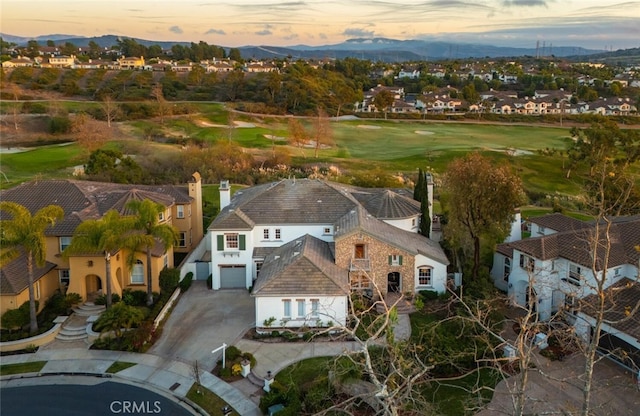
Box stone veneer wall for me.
[335,233,414,295]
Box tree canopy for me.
[442,152,524,281]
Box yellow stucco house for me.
[118,56,145,70]
[0,173,203,315]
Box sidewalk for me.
[1,347,261,416]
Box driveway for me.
[148,281,255,371]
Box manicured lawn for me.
[186,383,238,415]
[106,361,137,373]
[0,361,46,376]
[0,143,82,188]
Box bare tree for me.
[151,83,171,125]
[100,94,120,128]
[71,112,109,155]
[312,107,333,158]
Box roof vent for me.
[317,199,322,203]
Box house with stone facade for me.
[0,173,204,316]
[205,179,449,328]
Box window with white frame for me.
[297,299,305,318]
[255,261,263,278]
[158,212,165,221]
[59,236,72,252]
[503,258,511,281]
[225,233,239,249]
[311,299,319,318]
[163,254,169,269]
[390,254,402,266]
[418,267,432,286]
[263,228,270,240]
[323,227,331,235]
[614,267,621,277]
[178,232,186,247]
[519,254,534,272]
[59,269,70,286]
[283,299,291,318]
[176,205,185,219]
[565,295,577,315]
[275,229,281,240]
[568,264,582,286]
[131,260,144,284]
[350,273,370,289]
[537,226,546,235]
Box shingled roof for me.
[528,213,589,233]
[252,234,349,296]
[497,215,640,270]
[0,249,57,295]
[0,179,191,236]
[350,189,420,219]
[580,277,640,342]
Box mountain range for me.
[0,33,617,62]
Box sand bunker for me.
[357,125,381,129]
[196,120,256,128]
[415,130,435,135]
[264,134,287,141]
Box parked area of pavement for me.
[2,281,639,415]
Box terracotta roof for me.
[252,234,349,296]
[580,278,640,342]
[528,213,589,233]
[497,215,640,270]
[0,179,191,236]
[0,250,57,295]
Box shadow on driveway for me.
[148,281,255,371]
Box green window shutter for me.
[388,255,392,265]
[399,255,403,265]
[217,235,224,251]
[239,235,246,250]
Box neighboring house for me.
[491,213,640,321]
[0,173,204,311]
[201,179,449,328]
[118,56,145,69]
[574,277,640,370]
[46,54,76,68]
[0,249,59,316]
[1,56,34,68]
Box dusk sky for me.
[2,0,640,50]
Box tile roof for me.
[580,278,640,341]
[497,215,640,270]
[210,179,357,230]
[528,213,589,233]
[252,234,349,296]
[0,179,191,236]
[0,250,57,295]
[350,189,420,220]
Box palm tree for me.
[125,199,178,306]
[63,210,132,309]
[0,202,64,334]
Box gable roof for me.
[0,250,57,295]
[335,205,449,265]
[498,215,640,270]
[252,234,349,296]
[0,179,191,236]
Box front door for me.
[387,272,400,293]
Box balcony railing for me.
[350,258,371,271]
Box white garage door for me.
[220,265,246,289]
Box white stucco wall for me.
[383,216,420,233]
[414,254,448,293]
[254,295,348,328]
[491,253,510,292]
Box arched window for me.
[504,258,511,281]
[417,266,433,286]
[131,260,144,284]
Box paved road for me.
[1,376,193,416]
[148,282,255,371]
